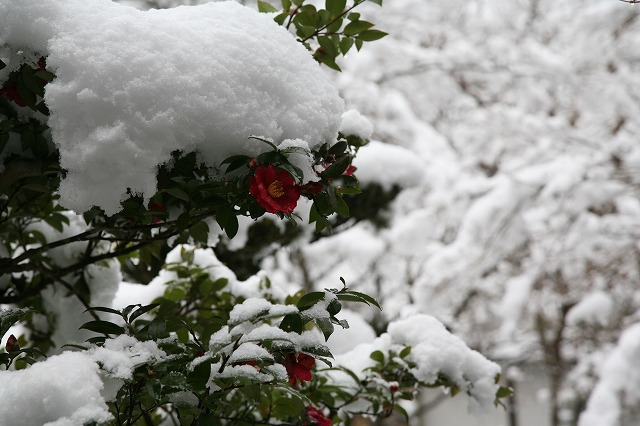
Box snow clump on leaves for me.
[0,0,344,214]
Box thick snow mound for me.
[0,352,112,426]
[0,0,343,214]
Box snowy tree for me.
[254,1,640,425]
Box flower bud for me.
[5,334,20,352]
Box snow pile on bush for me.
[0,0,344,214]
[0,336,166,426]
[335,314,501,413]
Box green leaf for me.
[316,317,334,340]
[335,196,349,217]
[220,155,250,174]
[326,17,343,34]
[318,36,338,58]
[326,0,346,17]
[367,0,383,4]
[343,20,374,36]
[34,70,56,82]
[339,37,354,55]
[187,361,211,392]
[0,308,30,339]
[297,291,325,310]
[189,220,210,244]
[280,313,303,333]
[128,303,159,322]
[399,346,412,358]
[257,0,278,12]
[395,404,409,421]
[164,187,190,202]
[496,386,514,398]
[337,291,382,310]
[84,306,122,316]
[321,155,351,179]
[357,29,388,42]
[281,0,292,10]
[370,350,385,364]
[79,320,125,336]
[0,59,5,70]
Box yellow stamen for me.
[268,180,285,198]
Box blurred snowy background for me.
[74,0,640,424]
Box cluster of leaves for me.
[258,0,387,71]
[64,248,397,425]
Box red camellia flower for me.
[306,406,332,426]
[249,165,301,214]
[5,334,20,352]
[283,352,315,386]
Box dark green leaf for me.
[189,220,210,244]
[335,196,349,217]
[128,303,160,322]
[61,344,89,351]
[164,187,190,202]
[85,306,122,316]
[344,290,382,310]
[0,308,30,339]
[79,320,125,336]
[280,313,303,333]
[326,0,347,17]
[343,20,374,36]
[321,155,350,179]
[357,29,388,42]
[34,70,56,82]
[0,59,5,70]
[297,291,325,310]
[187,361,211,392]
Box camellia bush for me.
[0,0,509,425]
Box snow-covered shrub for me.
[0,0,507,424]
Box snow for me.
[340,109,373,140]
[89,335,166,380]
[0,335,166,425]
[0,352,111,426]
[0,0,343,214]
[278,139,319,183]
[326,309,377,356]
[578,323,640,426]
[228,298,297,325]
[566,291,614,327]
[334,314,501,412]
[353,140,425,190]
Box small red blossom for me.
[195,351,205,357]
[389,383,399,394]
[148,202,165,224]
[5,335,20,352]
[249,165,301,214]
[306,406,331,426]
[300,181,323,196]
[343,165,357,177]
[0,81,27,107]
[248,158,259,169]
[283,352,315,386]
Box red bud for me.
[5,335,20,352]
